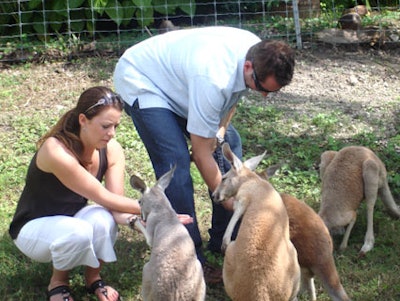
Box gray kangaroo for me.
[130,166,206,301]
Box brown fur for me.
[338,13,362,30]
[258,167,350,301]
[343,5,370,17]
[282,194,350,301]
[213,144,300,301]
[158,19,179,34]
[319,146,400,256]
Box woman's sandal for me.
[86,279,121,300]
[47,285,72,301]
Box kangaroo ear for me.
[244,151,266,171]
[157,164,176,191]
[130,175,147,193]
[222,143,243,171]
[319,150,337,178]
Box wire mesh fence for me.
[0,0,399,63]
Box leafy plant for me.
[0,0,196,40]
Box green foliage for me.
[362,10,400,28]
[1,0,398,63]
[0,0,195,39]
[312,112,339,134]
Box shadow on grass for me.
[0,226,232,301]
[0,228,148,301]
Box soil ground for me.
[254,43,400,138]
[3,43,399,137]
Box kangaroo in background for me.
[259,166,351,301]
[130,166,206,301]
[319,146,400,256]
[213,143,300,301]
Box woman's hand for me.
[127,213,193,227]
[177,214,194,225]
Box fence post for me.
[292,0,302,49]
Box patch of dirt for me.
[246,43,400,141]
[2,43,399,143]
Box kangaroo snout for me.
[212,190,223,203]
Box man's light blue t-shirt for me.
[114,26,261,138]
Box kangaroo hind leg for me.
[339,212,356,251]
[300,268,316,301]
[360,159,380,255]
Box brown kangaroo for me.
[259,166,350,301]
[319,145,400,256]
[213,143,300,301]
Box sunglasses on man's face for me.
[252,69,280,94]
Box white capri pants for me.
[14,205,118,271]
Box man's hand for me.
[220,197,235,211]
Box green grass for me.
[1,57,400,300]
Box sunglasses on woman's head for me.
[84,94,124,114]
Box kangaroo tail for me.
[380,182,400,218]
[314,262,351,301]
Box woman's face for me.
[80,106,122,149]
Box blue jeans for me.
[125,99,242,263]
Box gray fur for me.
[130,166,206,301]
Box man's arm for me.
[190,131,235,211]
[190,134,222,193]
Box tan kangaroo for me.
[213,143,300,301]
[319,145,400,256]
[259,166,350,301]
[130,166,206,301]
